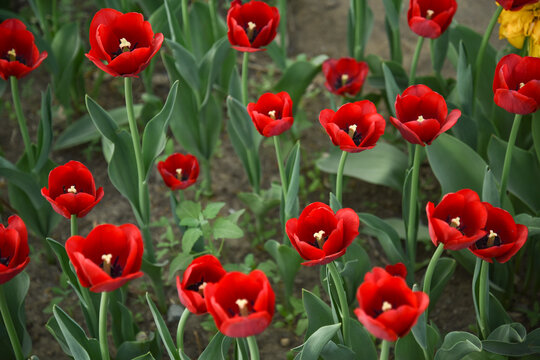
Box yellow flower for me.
[498,4,536,49]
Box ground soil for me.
[0,1,532,359]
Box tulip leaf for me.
[357,212,406,264]
[349,319,377,359]
[317,143,408,191]
[298,323,341,360]
[116,332,161,360]
[434,331,482,360]
[130,353,157,360]
[162,0,183,43]
[481,167,500,207]
[532,112,540,164]
[488,135,540,212]
[141,80,179,179]
[166,39,200,93]
[109,290,136,345]
[395,332,425,360]
[35,87,53,173]
[514,213,540,236]
[429,257,456,308]
[168,253,194,283]
[426,133,486,195]
[382,63,402,116]
[198,332,231,360]
[340,242,371,304]
[0,156,45,209]
[265,240,302,310]
[319,341,357,360]
[146,293,181,360]
[456,41,473,116]
[285,142,301,217]
[431,30,450,74]
[52,306,101,360]
[213,218,243,239]
[182,228,203,253]
[198,37,232,108]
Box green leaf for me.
[146,293,180,360]
[349,319,377,360]
[301,289,334,340]
[203,202,225,219]
[431,30,450,74]
[166,39,200,92]
[358,213,406,264]
[456,41,473,115]
[168,253,194,283]
[52,306,101,360]
[285,142,301,216]
[299,324,341,360]
[130,353,157,360]
[264,240,302,310]
[532,112,540,163]
[320,341,357,360]
[0,272,31,358]
[395,332,425,360]
[429,257,456,308]
[435,332,482,360]
[482,167,500,207]
[340,242,371,303]
[198,37,232,108]
[487,135,540,212]
[213,218,243,239]
[116,332,161,360]
[176,201,202,220]
[198,332,232,360]
[514,213,540,236]
[35,87,53,172]
[382,62,402,115]
[426,133,487,195]
[0,156,46,209]
[317,143,408,191]
[142,81,179,178]
[182,228,203,253]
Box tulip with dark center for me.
[0,215,29,285]
[247,92,294,137]
[322,57,369,97]
[407,0,458,39]
[497,0,539,10]
[157,153,200,191]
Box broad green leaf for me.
[358,213,406,264]
[382,62,402,115]
[168,253,194,283]
[285,142,301,216]
[166,39,200,92]
[320,341,357,360]
[532,112,540,163]
[429,257,456,308]
[198,332,231,360]
[146,293,180,360]
[349,319,377,360]
[0,157,46,209]
[456,41,473,115]
[198,37,232,108]
[317,143,408,191]
[514,214,540,236]
[299,324,341,360]
[203,202,226,219]
[482,167,500,207]
[182,228,203,253]
[301,289,334,340]
[431,30,450,74]
[213,218,243,239]
[51,22,80,74]
[35,87,53,172]
[0,272,31,358]
[395,332,425,360]
[116,332,161,360]
[176,201,202,220]
[435,332,482,360]
[52,306,101,360]
[426,133,486,195]
[264,240,301,310]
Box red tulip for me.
[86,8,163,77]
[426,189,488,251]
[0,216,29,284]
[66,223,144,293]
[41,161,104,219]
[286,202,360,266]
[407,0,457,39]
[204,270,275,337]
[493,54,540,115]
[354,266,429,341]
[385,262,407,279]
[157,153,199,191]
[497,0,539,10]
[322,57,369,97]
[0,19,47,80]
[227,0,280,52]
[320,101,386,153]
[247,92,294,137]
[390,85,460,146]
[469,203,528,263]
[176,255,226,315]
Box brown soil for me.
[0,1,529,360]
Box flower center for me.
[175,168,188,181]
[101,254,113,275]
[342,124,363,146]
[426,9,434,19]
[450,216,460,228]
[119,38,132,52]
[341,74,350,87]
[519,82,525,89]
[101,253,123,278]
[7,48,16,62]
[381,301,392,312]
[236,298,250,317]
[67,185,77,194]
[475,229,502,250]
[313,230,326,249]
[246,21,257,42]
[0,248,11,266]
[417,115,425,123]
[268,110,277,120]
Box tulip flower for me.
[390,84,460,146]
[493,54,540,115]
[86,8,163,77]
[426,189,488,251]
[469,203,528,263]
[286,202,360,266]
[0,19,48,80]
[354,266,429,341]
[177,255,227,315]
[0,215,29,284]
[227,0,280,52]
[497,0,539,10]
[204,270,275,337]
[407,0,458,39]
[42,161,104,219]
[322,57,369,97]
[247,92,294,137]
[157,153,200,191]
[66,224,144,292]
[320,100,386,153]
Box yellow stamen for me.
[198,282,207,296]
[382,301,392,312]
[101,254,113,275]
[426,9,434,19]
[7,48,16,61]
[247,21,256,40]
[119,38,131,52]
[519,82,525,88]
[341,74,350,86]
[268,110,276,120]
[450,217,461,228]
[67,185,77,194]
[417,115,425,123]
[348,124,357,138]
[176,168,183,180]
[236,298,249,317]
[486,230,498,247]
[313,230,326,249]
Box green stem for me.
[246,336,260,360]
[472,6,502,117]
[422,243,444,296]
[181,0,192,51]
[278,0,287,58]
[406,145,421,269]
[70,214,78,236]
[328,261,350,347]
[409,37,425,85]
[0,285,24,360]
[201,158,213,196]
[478,260,490,338]
[273,136,288,197]
[379,340,390,360]
[242,52,249,105]
[353,0,365,59]
[335,151,349,205]
[208,0,219,40]
[99,292,110,360]
[499,114,522,204]
[10,76,35,168]
[176,308,190,352]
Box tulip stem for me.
[336,151,349,205]
[422,243,444,319]
[499,114,522,205]
[242,52,250,105]
[328,261,350,347]
[176,308,190,353]
[478,260,490,338]
[406,144,421,270]
[278,0,287,58]
[70,214,78,236]
[379,340,390,360]
[247,336,260,360]
[473,5,503,117]
[99,291,110,360]
[353,0,366,59]
[0,285,24,360]
[10,76,35,169]
[181,0,192,51]
[409,36,425,85]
